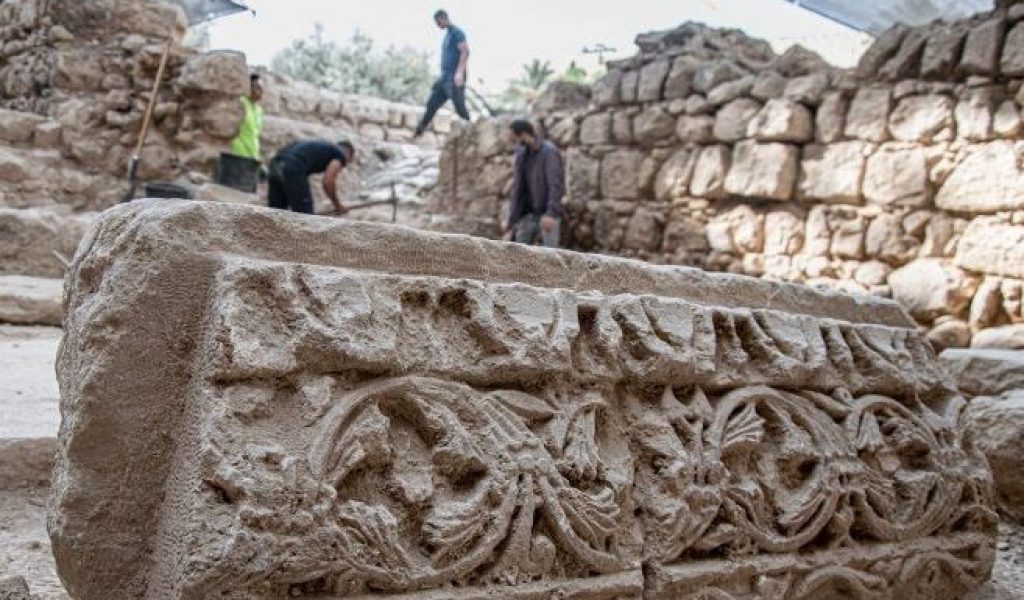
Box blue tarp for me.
[784,0,994,36]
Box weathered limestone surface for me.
[963,392,1024,523]
[52,201,996,600]
[942,348,1024,398]
[0,208,93,278]
[944,348,1024,523]
[955,218,1024,279]
[0,275,63,326]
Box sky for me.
[206,0,874,94]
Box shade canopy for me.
[167,0,251,26]
[784,0,993,36]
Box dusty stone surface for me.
[798,141,869,203]
[0,277,62,327]
[0,108,44,144]
[963,392,1024,522]
[746,98,812,142]
[888,94,954,142]
[862,145,929,207]
[51,201,996,600]
[922,23,969,79]
[844,87,893,142]
[176,50,249,95]
[942,349,1024,397]
[688,145,729,199]
[653,148,693,201]
[889,258,978,322]
[956,218,1024,279]
[531,81,591,114]
[938,142,1024,213]
[972,324,1024,350]
[723,141,797,200]
[0,209,92,278]
[928,317,972,351]
[713,97,761,142]
[0,576,31,600]
[960,17,1005,76]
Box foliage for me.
[561,61,589,85]
[494,59,604,113]
[560,61,605,85]
[271,24,433,105]
[497,59,555,112]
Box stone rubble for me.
[942,348,1024,524]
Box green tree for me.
[560,61,588,85]
[271,25,432,105]
[519,59,555,90]
[499,59,556,111]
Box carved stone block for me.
[51,201,997,600]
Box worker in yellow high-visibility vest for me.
[230,73,264,162]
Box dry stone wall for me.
[0,0,445,212]
[434,12,1024,351]
[52,200,996,599]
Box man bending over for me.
[267,139,354,215]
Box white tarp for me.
[785,0,993,36]
[168,0,251,25]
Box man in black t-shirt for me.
[267,139,355,214]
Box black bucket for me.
[143,181,192,199]
[216,152,260,193]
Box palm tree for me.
[518,59,555,90]
[561,61,588,84]
[500,59,556,111]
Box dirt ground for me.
[0,325,66,599]
[968,523,1024,600]
[0,325,61,440]
[0,324,1021,599]
[0,439,66,600]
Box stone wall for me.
[433,11,1024,352]
[0,0,445,212]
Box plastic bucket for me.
[143,181,192,199]
[216,152,260,193]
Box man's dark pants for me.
[416,78,470,135]
[267,159,313,214]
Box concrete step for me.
[0,276,62,326]
[0,141,123,211]
[0,207,94,278]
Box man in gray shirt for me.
[504,119,565,248]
